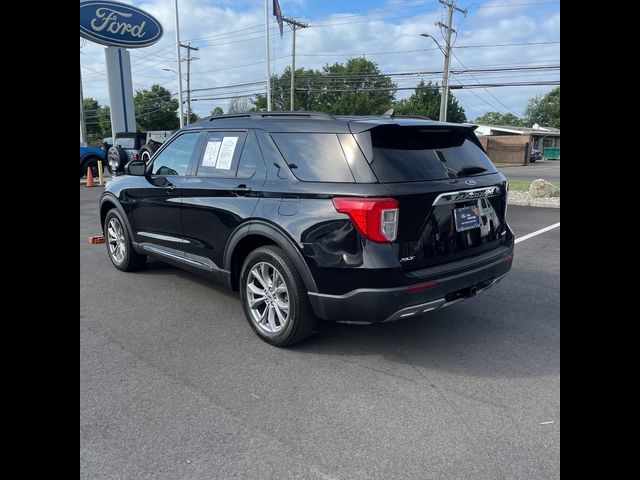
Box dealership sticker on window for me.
[216,137,238,170]
[203,139,222,167]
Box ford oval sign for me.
[80,1,163,48]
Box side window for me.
[256,130,290,180]
[152,133,199,176]
[271,133,355,182]
[196,131,247,178]
[237,131,262,179]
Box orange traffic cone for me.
[86,166,96,187]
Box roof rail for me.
[393,114,433,120]
[381,108,395,118]
[208,111,335,121]
[380,109,432,121]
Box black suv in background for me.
[100,112,514,346]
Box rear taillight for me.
[133,153,139,161]
[332,197,399,243]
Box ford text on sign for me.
[80,1,163,48]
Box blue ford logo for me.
[464,179,477,186]
[80,1,163,48]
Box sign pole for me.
[174,0,185,127]
[264,0,272,111]
[80,2,165,133]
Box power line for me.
[476,1,559,8]
[454,41,559,49]
[186,65,558,95]
[450,50,521,116]
[290,81,558,93]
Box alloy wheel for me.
[246,262,290,334]
[107,217,126,264]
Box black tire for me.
[239,246,317,347]
[104,209,146,272]
[80,156,100,178]
[108,146,129,174]
[139,144,157,164]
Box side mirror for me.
[125,160,147,176]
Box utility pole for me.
[282,17,308,111]
[180,42,199,125]
[437,0,466,122]
[174,0,184,128]
[264,0,272,111]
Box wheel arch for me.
[81,153,101,163]
[99,194,135,245]
[224,221,318,293]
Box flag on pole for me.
[273,0,284,37]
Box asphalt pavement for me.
[80,186,560,480]
[499,160,560,182]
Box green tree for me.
[134,84,179,131]
[211,106,224,115]
[393,80,466,123]
[523,87,559,128]
[322,58,396,115]
[254,67,323,111]
[184,110,200,124]
[83,98,111,143]
[473,112,523,126]
[254,59,396,115]
[96,105,111,136]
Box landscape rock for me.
[508,190,559,208]
[529,178,560,198]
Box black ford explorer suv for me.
[100,112,514,346]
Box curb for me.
[80,179,108,185]
[507,198,560,208]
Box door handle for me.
[164,183,176,192]
[231,184,252,196]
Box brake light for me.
[133,153,139,161]
[406,281,438,293]
[332,197,399,243]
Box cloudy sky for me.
[80,0,560,123]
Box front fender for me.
[99,193,137,251]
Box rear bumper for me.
[307,245,513,323]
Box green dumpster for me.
[543,147,560,160]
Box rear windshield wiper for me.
[457,165,487,176]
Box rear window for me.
[115,137,136,149]
[271,133,355,182]
[358,127,497,183]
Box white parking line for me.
[515,222,560,244]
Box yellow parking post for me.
[97,160,104,186]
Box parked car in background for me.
[107,132,147,174]
[530,148,543,163]
[80,144,107,178]
[107,130,176,174]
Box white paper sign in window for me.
[216,136,239,170]
[202,139,222,167]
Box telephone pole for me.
[180,42,199,125]
[437,0,466,122]
[282,17,308,111]
[174,0,184,128]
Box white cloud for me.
[80,0,560,123]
